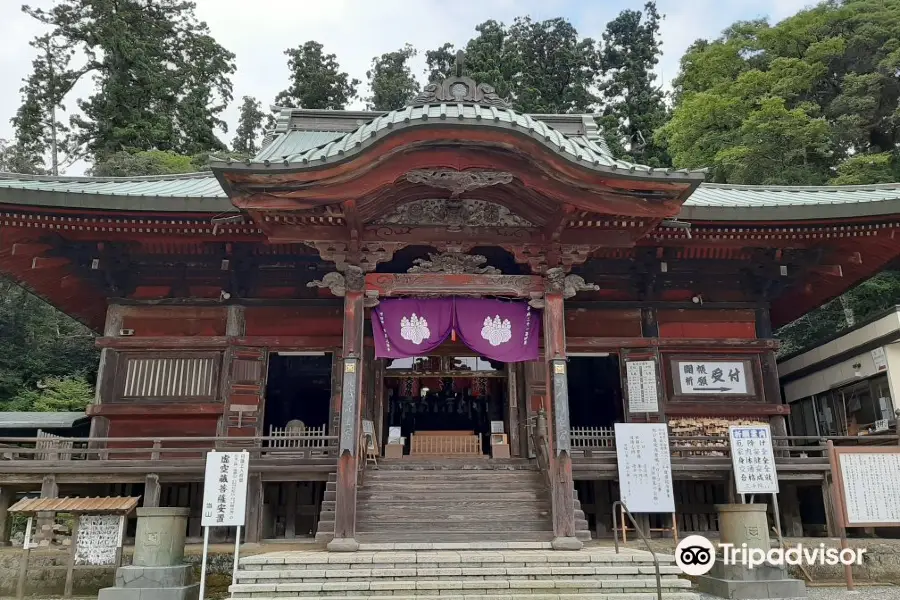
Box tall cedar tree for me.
[366,44,420,111]
[426,18,598,114]
[275,41,359,109]
[233,96,266,155]
[11,34,80,174]
[507,17,599,114]
[22,0,235,164]
[599,2,670,167]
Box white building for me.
[779,306,900,437]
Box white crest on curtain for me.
[400,313,431,345]
[481,315,512,346]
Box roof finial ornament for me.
[408,49,512,109]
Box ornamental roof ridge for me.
[0,170,213,184]
[408,51,513,109]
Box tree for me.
[506,17,600,114]
[10,377,94,413]
[0,139,44,175]
[0,279,97,406]
[11,34,80,174]
[425,43,457,83]
[275,41,359,109]
[22,0,236,164]
[598,2,670,166]
[366,44,419,111]
[233,96,266,155]
[463,20,518,101]
[90,150,197,177]
[660,0,900,183]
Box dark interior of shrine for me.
[383,355,507,454]
[264,353,333,433]
[567,355,624,427]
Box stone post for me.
[98,507,199,600]
[696,504,806,599]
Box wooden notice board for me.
[829,445,900,528]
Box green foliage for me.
[366,44,420,111]
[11,34,80,174]
[0,280,97,408]
[90,150,198,177]
[11,377,94,413]
[426,17,600,114]
[660,0,900,184]
[425,43,457,83]
[599,2,669,166]
[232,96,266,156]
[0,139,45,175]
[275,41,359,109]
[507,17,600,114]
[21,0,236,164]
[777,272,900,356]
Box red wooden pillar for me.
[329,268,365,551]
[543,289,582,550]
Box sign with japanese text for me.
[625,360,659,413]
[729,425,778,494]
[676,360,748,395]
[872,347,888,372]
[838,451,900,525]
[201,451,249,527]
[614,423,675,513]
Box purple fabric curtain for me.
[372,297,540,362]
[453,298,540,363]
[372,298,453,358]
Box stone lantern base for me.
[98,508,199,600]
[696,503,807,599]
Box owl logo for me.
[400,313,430,345]
[481,315,512,346]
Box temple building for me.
[1,62,900,548]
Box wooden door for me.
[223,346,269,439]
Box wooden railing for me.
[570,426,615,453]
[0,435,339,463]
[410,432,483,457]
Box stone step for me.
[355,501,552,512]
[237,565,685,582]
[355,521,555,533]
[361,481,546,492]
[365,471,543,480]
[357,490,547,501]
[355,532,557,543]
[230,577,692,597]
[374,459,537,470]
[237,594,698,600]
[240,550,676,567]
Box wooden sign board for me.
[830,446,900,527]
[729,424,779,494]
[625,360,659,413]
[614,423,675,513]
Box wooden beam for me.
[544,204,576,242]
[11,243,52,256]
[366,272,544,298]
[809,264,843,277]
[30,257,69,270]
[664,404,790,416]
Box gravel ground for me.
[697,584,899,600]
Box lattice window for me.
[114,353,221,402]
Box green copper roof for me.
[1,171,899,221]
[221,104,704,182]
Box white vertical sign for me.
[202,451,249,526]
[729,425,778,494]
[838,452,900,525]
[626,360,659,413]
[614,423,675,513]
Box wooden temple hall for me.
[2,61,900,549]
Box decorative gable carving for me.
[373,198,533,229]
[407,252,501,275]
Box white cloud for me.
[0,0,818,175]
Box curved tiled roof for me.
[214,103,705,181]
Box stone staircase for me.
[315,459,591,544]
[229,545,698,600]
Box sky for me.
[0,0,813,175]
